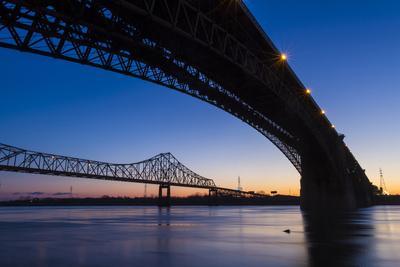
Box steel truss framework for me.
[0,0,369,184]
[0,143,267,198]
[0,0,302,172]
[0,143,216,188]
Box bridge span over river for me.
[0,143,265,205]
[0,0,374,210]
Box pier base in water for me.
[208,188,219,205]
[158,184,171,207]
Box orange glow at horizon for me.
[0,171,302,200]
[3,171,400,199]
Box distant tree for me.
[370,183,381,196]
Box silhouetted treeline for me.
[4,194,400,206]
[0,194,300,206]
[373,195,400,205]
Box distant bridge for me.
[0,143,265,203]
[0,0,373,209]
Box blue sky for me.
[1,0,399,198]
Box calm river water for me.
[0,206,399,266]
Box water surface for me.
[0,206,399,266]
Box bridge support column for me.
[300,173,355,211]
[208,188,218,205]
[299,143,372,211]
[158,184,171,207]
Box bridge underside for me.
[0,0,373,210]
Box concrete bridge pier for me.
[300,143,372,211]
[208,188,219,205]
[158,184,171,207]
[300,162,357,211]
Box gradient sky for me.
[1,0,400,199]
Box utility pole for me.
[237,176,242,191]
[70,186,73,198]
[144,184,147,198]
[379,168,388,195]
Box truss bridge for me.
[0,0,374,210]
[0,143,266,204]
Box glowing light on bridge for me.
[305,88,311,95]
[331,125,335,129]
[280,53,287,61]
[321,110,326,115]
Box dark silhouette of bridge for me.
[0,143,265,205]
[0,0,373,210]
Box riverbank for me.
[374,195,400,205]
[0,195,300,206]
[2,194,399,206]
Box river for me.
[0,206,399,266]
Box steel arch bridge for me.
[0,0,373,210]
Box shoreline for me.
[1,195,398,207]
[0,195,300,206]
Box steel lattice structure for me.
[0,143,268,198]
[0,1,373,208]
[0,143,216,188]
[0,0,302,172]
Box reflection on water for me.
[0,206,399,266]
[303,210,374,266]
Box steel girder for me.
[0,0,302,172]
[0,143,217,188]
